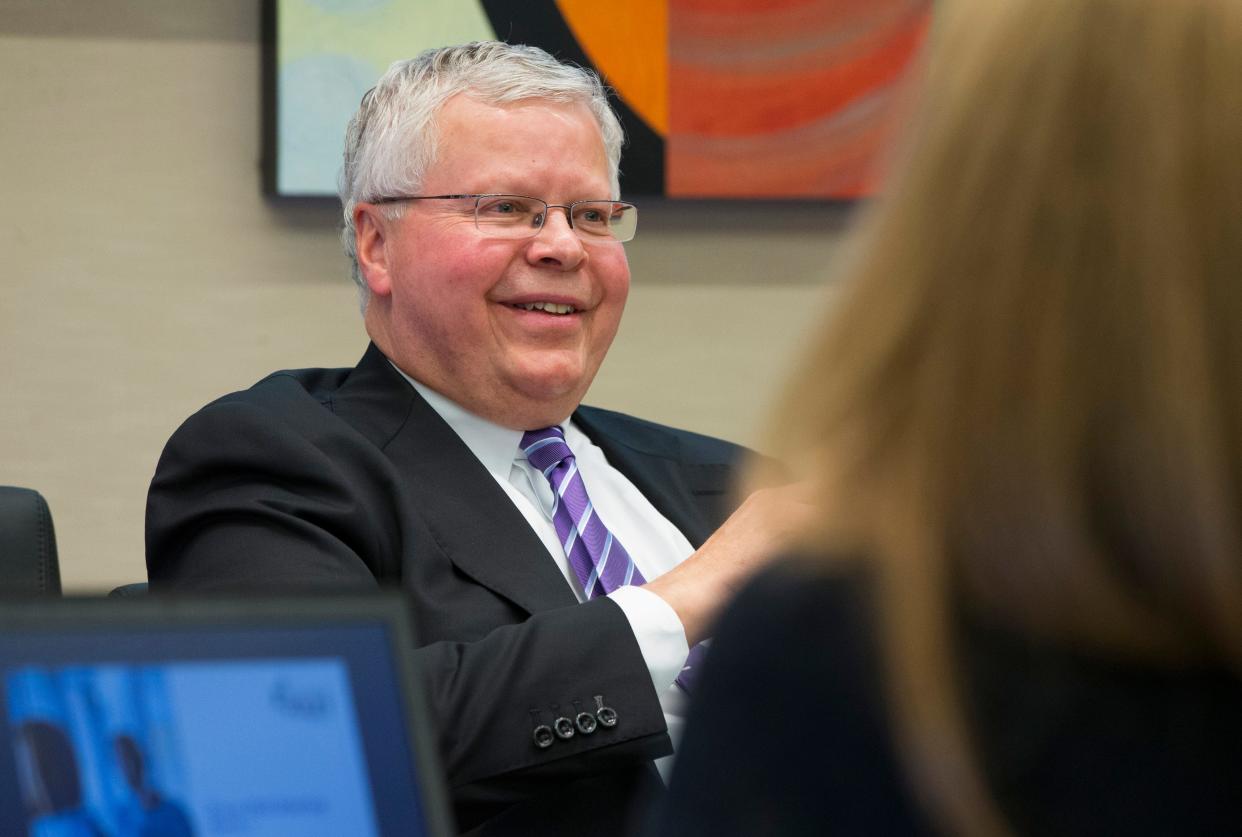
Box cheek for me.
[591,269,629,353]
[399,252,501,320]
[439,243,520,299]
[597,250,631,303]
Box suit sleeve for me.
[146,398,391,589]
[146,397,672,812]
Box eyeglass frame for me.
[367,193,638,243]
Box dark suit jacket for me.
[655,560,1242,836]
[146,343,746,835]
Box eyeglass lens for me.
[474,196,637,242]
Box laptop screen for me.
[0,594,453,837]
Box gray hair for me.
[339,41,625,309]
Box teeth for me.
[516,301,576,315]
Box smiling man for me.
[146,42,803,836]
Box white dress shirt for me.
[397,370,694,781]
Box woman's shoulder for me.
[713,554,877,655]
[662,555,932,836]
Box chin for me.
[513,355,595,396]
[510,376,591,423]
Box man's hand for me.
[643,482,816,646]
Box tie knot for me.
[521,426,573,472]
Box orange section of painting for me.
[667,0,931,197]
[674,22,923,136]
[556,0,668,135]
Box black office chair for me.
[0,486,62,595]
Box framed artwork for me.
[265,0,930,199]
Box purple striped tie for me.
[521,427,705,692]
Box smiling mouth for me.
[511,301,577,315]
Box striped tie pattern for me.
[521,426,705,692]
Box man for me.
[147,42,801,835]
[113,734,194,837]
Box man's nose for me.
[527,207,586,268]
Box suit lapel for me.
[574,407,725,549]
[333,345,577,615]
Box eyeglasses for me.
[370,194,638,243]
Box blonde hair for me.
[767,0,1242,832]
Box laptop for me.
[0,593,454,837]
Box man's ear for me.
[354,203,394,298]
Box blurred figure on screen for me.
[113,733,194,837]
[654,0,1242,835]
[14,720,104,837]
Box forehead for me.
[424,94,611,193]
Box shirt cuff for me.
[608,585,691,693]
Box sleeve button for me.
[594,695,618,728]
